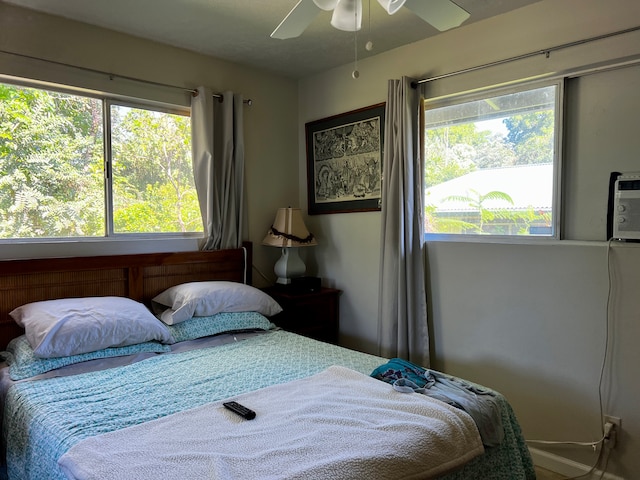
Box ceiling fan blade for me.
[271,0,323,39]
[377,0,406,15]
[403,0,470,31]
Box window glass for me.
[0,79,200,240]
[423,82,561,238]
[0,82,104,238]
[110,104,199,234]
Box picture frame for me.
[305,103,385,215]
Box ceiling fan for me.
[271,0,471,39]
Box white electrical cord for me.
[252,264,273,284]
[597,446,612,480]
[528,421,613,479]
[563,439,613,480]
[597,238,615,432]
[564,445,608,480]
[526,431,607,450]
[526,239,618,479]
[242,246,248,284]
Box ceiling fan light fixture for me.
[313,0,339,11]
[330,0,363,31]
[272,0,470,40]
[376,0,406,15]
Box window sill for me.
[0,236,202,260]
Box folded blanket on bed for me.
[371,358,504,447]
[58,365,484,480]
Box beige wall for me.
[0,2,298,283]
[2,0,640,476]
[299,0,640,476]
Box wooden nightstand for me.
[262,286,341,344]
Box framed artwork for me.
[306,103,385,215]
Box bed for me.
[0,243,535,480]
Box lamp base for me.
[274,247,306,285]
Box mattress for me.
[1,330,535,480]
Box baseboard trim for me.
[529,447,624,480]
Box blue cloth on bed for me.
[371,358,504,447]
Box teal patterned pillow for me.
[4,335,171,380]
[166,311,275,344]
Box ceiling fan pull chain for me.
[352,6,360,79]
[366,0,374,51]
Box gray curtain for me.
[377,76,430,367]
[191,87,245,250]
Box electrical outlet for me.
[604,415,621,449]
[604,415,621,430]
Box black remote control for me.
[223,401,256,420]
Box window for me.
[423,81,562,239]
[109,102,199,234]
[0,80,199,240]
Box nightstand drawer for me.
[262,287,341,344]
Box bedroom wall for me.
[2,0,639,476]
[298,0,640,477]
[0,2,298,282]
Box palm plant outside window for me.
[423,81,562,238]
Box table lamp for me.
[262,207,317,285]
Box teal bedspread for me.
[3,330,534,480]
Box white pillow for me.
[151,281,283,325]
[10,297,173,358]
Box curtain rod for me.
[412,25,640,87]
[0,48,252,105]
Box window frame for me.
[0,77,200,243]
[104,98,195,238]
[421,78,565,243]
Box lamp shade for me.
[262,208,318,248]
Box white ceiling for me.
[4,0,544,79]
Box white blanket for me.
[58,366,484,480]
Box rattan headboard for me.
[0,242,252,349]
